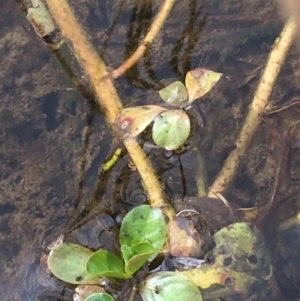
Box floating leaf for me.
[47,243,99,284]
[114,105,166,139]
[152,110,190,150]
[120,205,166,262]
[139,272,202,301]
[27,0,56,38]
[121,243,155,275]
[84,293,115,301]
[159,81,188,107]
[185,68,222,103]
[86,249,131,279]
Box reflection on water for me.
[1,0,300,300]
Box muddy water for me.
[1,0,299,300]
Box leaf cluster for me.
[47,205,202,301]
[114,68,222,150]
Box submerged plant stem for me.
[208,17,297,198]
[124,138,175,220]
[112,0,176,78]
[45,0,174,218]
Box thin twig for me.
[45,0,175,220]
[112,0,176,79]
[208,17,297,198]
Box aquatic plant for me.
[114,69,222,150]
[47,205,202,301]
[25,0,298,300]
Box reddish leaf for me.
[114,105,166,139]
[185,68,222,103]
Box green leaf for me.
[122,243,155,275]
[84,293,115,301]
[47,243,99,284]
[158,81,188,107]
[152,110,190,150]
[139,272,202,301]
[86,249,131,279]
[185,68,222,103]
[114,105,166,139]
[120,245,133,265]
[120,205,166,262]
[26,0,56,37]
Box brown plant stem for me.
[208,17,297,198]
[45,0,174,219]
[112,0,176,79]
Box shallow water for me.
[1,0,300,300]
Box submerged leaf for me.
[152,110,190,150]
[168,216,202,258]
[185,68,222,103]
[84,293,115,301]
[139,272,202,301]
[159,81,188,107]
[114,105,166,139]
[47,243,99,284]
[86,249,131,279]
[120,205,166,262]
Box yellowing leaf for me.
[27,0,56,37]
[185,68,222,103]
[179,267,256,292]
[114,105,166,139]
[179,266,229,289]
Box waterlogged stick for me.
[45,0,174,218]
[208,17,297,198]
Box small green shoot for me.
[121,242,155,275]
[120,204,166,263]
[86,249,131,279]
